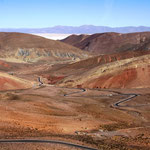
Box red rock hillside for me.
[0,72,33,91]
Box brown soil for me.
[62,32,150,54]
[0,31,150,149]
[45,49,150,78]
[0,86,149,149]
[54,52,150,89]
[0,72,32,91]
[0,60,10,68]
[0,32,90,63]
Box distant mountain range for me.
[0,25,150,34]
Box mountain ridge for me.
[0,32,89,63]
[62,32,150,54]
[0,25,150,34]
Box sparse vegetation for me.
[99,122,135,131]
[0,93,20,100]
[0,31,150,150]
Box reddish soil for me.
[47,50,150,77]
[0,86,149,149]
[0,31,150,149]
[0,77,20,90]
[0,73,32,91]
[43,75,65,84]
[0,60,10,68]
[41,47,150,90]
[82,66,150,89]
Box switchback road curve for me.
[63,87,140,108]
[113,93,139,107]
[64,88,86,96]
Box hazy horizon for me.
[1,24,150,29]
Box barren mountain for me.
[0,32,89,63]
[45,49,150,76]
[0,31,150,150]
[39,48,150,89]
[57,52,150,89]
[62,32,150,54]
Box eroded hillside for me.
[57,53,150,89]
[62,32,150,54]
[0,32,90,63]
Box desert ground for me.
[0,62,150,150]
[0,32,150,150]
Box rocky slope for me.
[0,32,89,63]
[57,53,150,89]
[40,48,150,89]
[46,49,150,77]
[62,32,150,54]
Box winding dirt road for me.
[64,88,86,96]
[63,87,140,108]
[113,93,139,107]
[0,82,140,150]
[0,139,98,150]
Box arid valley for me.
[0,31,149,150]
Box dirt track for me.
[0,139,98,150]
[0,85,150,149]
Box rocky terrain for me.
[58,53,150,89]
[62,32,150,54]
[40,49,150,89]
[0,32,89,63]
[0,31,150,149]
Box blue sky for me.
[0,0,150,28]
